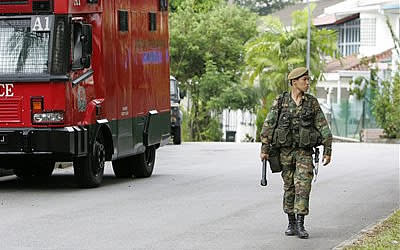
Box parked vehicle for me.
[170,76,183,144]
[0,0,170,187]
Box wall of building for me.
[222,109,256,142]
[359,13,398,56]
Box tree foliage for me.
[351,62,400,139]
[233,0,299,15]
[373,70,400,138]
[350,18,400,139]
[170,0,258,141]
[169,0,223,12]
[244,5,337,140]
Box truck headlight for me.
[33,112,64,124]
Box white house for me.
[313,0,399,137]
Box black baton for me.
[261,159,267,186]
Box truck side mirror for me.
[179,89,186,99]
[81,24,92,68]
[72,22,92,70]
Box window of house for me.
[361,18,376,47]
[337,18,360,56]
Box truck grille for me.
[0,98,22,123]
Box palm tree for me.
[245,5,338,138]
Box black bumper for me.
[0,127,88,158]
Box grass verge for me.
[344,209,400,250]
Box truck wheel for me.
[132,146,156,178]
[173,126,181,145]
[112,157,134,178]
[73,132,106,188]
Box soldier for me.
[260,67,332,239]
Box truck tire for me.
[14,160,55,179]
[173,126,181,145]
[132,146,156,178]
[112,157,134,178]
[73,132,106,188]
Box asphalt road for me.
[0,142,398,250]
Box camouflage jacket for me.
[260,92,332,156]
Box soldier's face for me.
[293,75,310,92]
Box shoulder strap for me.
[276,92,286,118]
[305,94,315,112]
[270,92,286,145]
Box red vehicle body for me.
[0,0,170,187]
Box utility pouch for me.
[299,127,320,147]
[277,129,289,145]
[299,128,311,147]
[268,147,282,173]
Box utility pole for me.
[306,0,311,71]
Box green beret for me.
[288,67,308,80]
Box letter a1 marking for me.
[31,16,52,32]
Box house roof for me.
[270,0,344,27]
[325,49,393,72]
[314,13,359,26]
[323,0,398,16]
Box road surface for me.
[0,142,398,250]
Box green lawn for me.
[344,209,400,250]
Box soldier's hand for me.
[323,155,331,166]
[260,153,268,161]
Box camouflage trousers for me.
[280,147,314,215]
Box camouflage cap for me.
[288,67,308,80]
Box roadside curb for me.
[332,210,397,250]
[333,135,359,143]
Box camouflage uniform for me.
[260,92,332,215]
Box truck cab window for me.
[0,18,50,75]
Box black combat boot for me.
[296,215,309,239]
[284,213,297,236]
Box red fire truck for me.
[0,0,170,187]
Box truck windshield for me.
[170,79,179,102]
[170,79,177,95]
[0,19,50,75]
